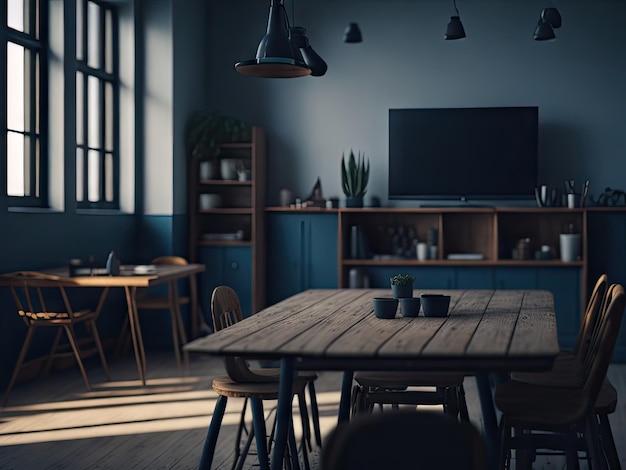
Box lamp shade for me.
[533,18,555,41]
[235,0,310,78]
[343,22,362,43]
[541,8,562,28]
[290,26,328,76]
[445,16,466,40]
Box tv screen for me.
[388,107,538,201]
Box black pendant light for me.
[445,0,466,40]
[343,22,362,43]
[533,7,561,41]
[235,0,310,78]
[290,27,328,76]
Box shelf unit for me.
[189,126,266,315]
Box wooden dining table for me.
[0,263,205,385]
[185,288,560,470]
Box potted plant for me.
[390,273,415,298]
[341,149,370,208]
[185,112,250,180]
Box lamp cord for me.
[453,0,460,15]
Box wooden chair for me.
[495,283,625,469]
[508,274,620,467]
[120,256,198,373]
[202,285,316,469]
[321,410,487,470]
[1,271,111,406]
[211,286,322,451]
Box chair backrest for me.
[582,283,625,412]
[321,411,487,470]
[572,273,608,358]
[210,286,271,383]
[1,271,77,321]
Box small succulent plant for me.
[341,149,370,198]
[390,273,416,286]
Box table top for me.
[0,263,205,288]
[186,288,560,372]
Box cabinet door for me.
[455,267,494,289]
[266,213,338,305]
[199,246,253,322]
[494,267,538,289]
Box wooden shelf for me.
[198,208,253,215]
[199,179,252,186]
[196,240,253,247]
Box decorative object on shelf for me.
[220,158,239,180]
[535,244,554,260]
[304,177,326,207]
[444,0,466,40]
[559,222,581,262]
[372,297,398,319]
[390,273,415,299]
[349,268,369,288]
[350,225,370,259]
[596,187,626,207]
[235,0,326,78]
[199,193,222,210]
[535,184,560,207]
[343,22,362,43]
[421,294,451,317]
[417,242,428,261]
[279,188,293,207]
[533,7,562,41]
[399,297,421,318]
[512,238,533,260]
[186,112,250,181]
[341,149,370,208]
[106,250,120,276]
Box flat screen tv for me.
[388,106,538,202]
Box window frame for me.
[3,0,49,207]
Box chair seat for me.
[212,375,309,399]
[511,350,582,387]
[495,379,590,427]
[354,371,465,388]
[19,308,93,321]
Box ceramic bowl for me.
[399,297,421,317]
[421,294,451,317]
[372,297,398,319]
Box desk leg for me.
[476,371,499,467]
[271,358,295,470]
[124,286,147,385]
[338,371,354,423]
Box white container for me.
[199,193,221,210]
[559,233,581,262]
[417,242,428,261]
[220,158,238,180]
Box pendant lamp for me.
[235,0,310,78]
[290,27,328,76]
[445,0,466,40]
[533,7,561,41]
[343,22,362,43]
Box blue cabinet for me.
[266,212,338,305]
[199,246,252,319]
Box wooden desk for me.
[186,288,559,470]
[1,264,205,385]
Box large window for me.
[75,0,119,208]
[4,0,48,206]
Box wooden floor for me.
[0,351,624,469]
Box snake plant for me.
[341,150,370,197]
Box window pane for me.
[77,0,84,61]
[8,0,25,32]
[35,52,40,133]
[7,131,25,196]
[104,81,113,150]
[87,75,100,147]
[105,9,113,74]
[88,150,100,202]
[87,1,101,69]
[105,153,113,202]
[76,72,84,144]
[76,148,84,202]
[34,137,40,198]
[7,43,25,132]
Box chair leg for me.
[2,327,36,407]
[249,397,270,470]
[63,325,91,391]
[597,413,621,470]
[171,282,190,373]
[89,320,111,381]
[233,398,250,469]
[286,412,302,470]
[199,394,227,470]
[43,328,64,377]
[168,304,183,374]
[584,413,607,470]
[457,384,470,422]
[296,391,312,451]
[307,381,322,448]
[498,417,511,470]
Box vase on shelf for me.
[345,196,364,208]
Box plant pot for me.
[345,196,364,208]
[559,233,581,262]
[199,160,219,180]
[372,297,398,319]
[220,158,238,180]
[399,297,421,317]
[391,284,413,299]
[421,294,451,317]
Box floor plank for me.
[0,352,624,469]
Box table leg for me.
[338,370,354,423]
[271,358,295,470]
[476,371,499,467]
[124,286,147,385]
